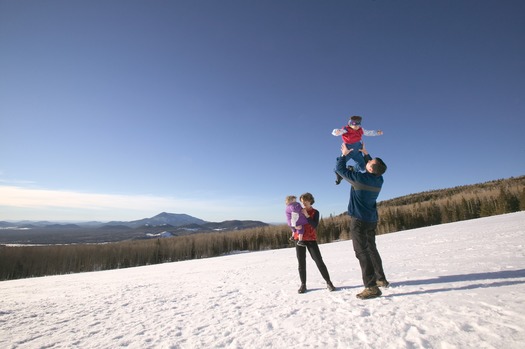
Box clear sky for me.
[1,0,524,224]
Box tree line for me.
[1,176,523,281]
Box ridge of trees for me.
[1,176,523,281]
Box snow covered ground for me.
[1,212,524,349]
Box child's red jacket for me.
[341,126,364,144]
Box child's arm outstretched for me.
[363,129,383,136]
[332,128,347,136]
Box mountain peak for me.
[153,212,190,218]
[129,212,207,228]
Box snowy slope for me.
[1,212,524,349]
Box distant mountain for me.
[135,218,270,237]
[0,213,269,245]
[108,213,269,232]
[43,223,81,229]
[2,212,210,229]
[121,212,207,228]
[0,222,15,228]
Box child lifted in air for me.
[332,115,383,184]
[285,195,308,247]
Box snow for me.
[1,212,524,349]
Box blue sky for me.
[1,0,524,223]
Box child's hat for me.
[348,115,362,126]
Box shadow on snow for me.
[387,269,525,297]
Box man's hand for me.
[341,143,352,156]
[360,142,369,156]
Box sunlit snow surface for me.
[1,212,524,348]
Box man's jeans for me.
[350,217,387,287]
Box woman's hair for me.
[300,192,315,205]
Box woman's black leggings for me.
[296,241,331,284]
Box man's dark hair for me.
[371,158,387,176]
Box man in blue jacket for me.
[335,142,389,299]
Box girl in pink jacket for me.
[332,115,383,184]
